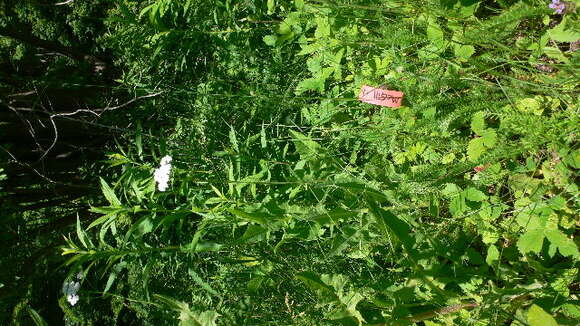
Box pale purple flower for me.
[549,0,566,14]
[63,281,80,306]
[67,294,80,306]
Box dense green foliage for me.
[1,0,579,325]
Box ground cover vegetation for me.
[0,0,579,325]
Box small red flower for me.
[474,163,490,173]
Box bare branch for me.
[7,90,37,98]
[94,91,165,113]
[55,0,75,6]
[0,145,57,184]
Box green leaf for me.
[547,17,580,43]
[449,192,467,217]
[228,208,268,225]
[267,0,275,14]
[543,46,569,63]
[263,34,277,46]
[545,229,579,258]
[188,268,220,297]
[471,112,486,135]
[560,303,580,319]
[239,224,269,243]
[100,177,121,207]
[135,121,143,159]
[296,272,338,299]
[155,295,219,326]
[295,77,325,94]
[442,183,461,198]
[441,153,455,164]
[295,0,304,10]
[467,137,486,161]
[480,129,497,148]
[486,245,500,266]
[76,215,89,248]
[465,187,487,202]
[427,19,444,42]
[28,307,48,326]
[515,97,543,115]
[328,227,358,257]
[104,271,117,293]
[260,125,267,148]
[187,311,219,326]
[310,208,355,225]
[87,210,119,230]
[454,44,475,60]
[527,304,557,326]
[130,215,154,237]
[517,229,544,255]
[366,199,415,252]
[229,126,239,152]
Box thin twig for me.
[54,0,75,5]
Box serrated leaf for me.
[328,227,358,256]
[188,268,220,297]
[527,304,557,326]
[155,295,219,326]
[366,199,415,252]
[442,153,455,164]
[471,112,486,134]
[294,0,304,10]
[100,177,121,207]
[267,0,275,14]
[517,229,544,254]
[130,215,154,237]
[545,229,579,258]
[481,129,497,148]
[543,46,569,63]
[295,77,325,94]
[427,19,444,42]
[465,187,487,202]
[263,35,277,46]
[486,245,500,266]
[442,183,461,198]
[296,272,338,299]
[547,17,580,43]
[560,303,580,319]
[515,97,543,115]
[468,137,486,161]
[454,44,475,60]
[229,126,239,152]
[191,310,219,326]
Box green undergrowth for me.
[27,0,580,325]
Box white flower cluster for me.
[154,155,172,191]
[62,280,80,306]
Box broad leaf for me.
[527,304,557,326]
[545,229,579,258]
[517,229,544,255]
[468,137,486,161]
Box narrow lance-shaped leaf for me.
[366,199,416,254]
[100,177,122,207]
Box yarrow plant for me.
[153,155,172,191]
[549,0,566,14]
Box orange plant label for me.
[358,85,404,107]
